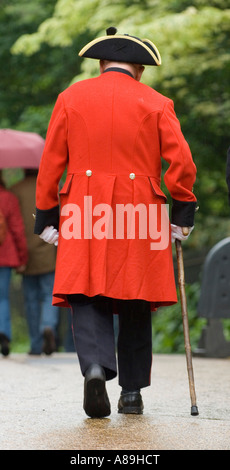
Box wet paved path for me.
[0,353,229,450]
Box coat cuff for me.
[171,199,197,227]
[34,205,59,234]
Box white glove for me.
[171,224,194,243]
[39,226,59,246]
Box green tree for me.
[3,0,230,235]
[0,0,85,136]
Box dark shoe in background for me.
[84,364,111,418]
[42,327,56,355]
[0,333,10,357]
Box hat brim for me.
[79,35,161,66]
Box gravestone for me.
[195,237,230,358]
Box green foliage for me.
[152,282,206,353]
[223,319,230,341]
[0,0,82,137]
[181,214,230,252]
[152,280,230,353]
[9,272,30,352]
[11,313,30,353]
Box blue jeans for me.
[23,272,59,353]
[0,267,12,340]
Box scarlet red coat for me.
[0,185,28,267]
[35,69,197,308]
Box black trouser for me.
[67,294,152,391]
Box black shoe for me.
[83,364,111,418]
[42,327,56,355]
[0,333,10,357]
[118,391,144,414]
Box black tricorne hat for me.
[79,27,161,66]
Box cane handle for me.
[182,227,189,236]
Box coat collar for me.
[103,67,134,78]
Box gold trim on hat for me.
[79,35,161,66]
[142,39,161,65]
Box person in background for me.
[0,170,28,356]
[11,170,59,355]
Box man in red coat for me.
[34,28,197,418]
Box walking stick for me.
[175,236,199,416]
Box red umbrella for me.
[0,129,45,168]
